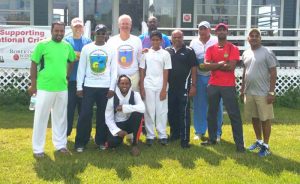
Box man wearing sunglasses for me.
[75,24,117,152]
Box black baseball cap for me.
[95,24,107,32]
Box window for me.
[52,0,79,25]
[84,0,113,34]
[0,0,31,25]
[148,0,177,28]
[195,0,247,28]
[251,0,281,34]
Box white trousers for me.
[144,88,168,139]
[32,90,68,154]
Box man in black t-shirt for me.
[165,30,197,148]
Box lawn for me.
[0,105,299,184]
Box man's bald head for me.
[147,16,158,32]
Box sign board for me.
[0,25,72,68]
[182,13,192,23]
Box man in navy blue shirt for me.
[166,30,197,148]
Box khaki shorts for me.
[244,94,274,121]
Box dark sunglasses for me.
[95,31,106,35]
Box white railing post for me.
[297,0,300,67]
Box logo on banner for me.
[118,45,134,68]
[89,49,108,75]
[13,54,20,61]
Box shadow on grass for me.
[33,139,300,183]
[34,152,87,184]
[33,140,226,182]
[212,139,300,176]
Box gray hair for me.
[118,14,132,24]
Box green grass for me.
[0,105,300,184]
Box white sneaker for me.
[76,147,84,153]
[216,136,221,143]
[194,134,201,140]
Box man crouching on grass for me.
[105,75,145,156]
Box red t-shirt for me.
[205,42,240,86]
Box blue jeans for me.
[193,75,223,136]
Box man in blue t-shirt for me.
[65,17,92,136]
[139,16,171,49]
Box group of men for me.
[28,14,277,158]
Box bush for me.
[275,87,300,109]
[0,88,30,106]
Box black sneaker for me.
[236,146,246,153]
[169,135,180,142]
[159,138,168,146]
[181,142,191,149]
[146,139,154,146]
[200,140,217,146]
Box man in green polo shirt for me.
[28,21,75,158]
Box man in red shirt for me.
[201,23,245,152]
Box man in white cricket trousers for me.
[28,21,75,157]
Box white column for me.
[79,0,84,21]
[48,0,53,25]
[193,0,197,28]
[245,0,252,47]
[280,0,284,36]
[149,0,154,17]
[112,0,119,35]
[176,0,181,28]
[30,0,34,25]
[296,0,300,67]
[237,0,241,35]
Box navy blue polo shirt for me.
[166,45,197,90]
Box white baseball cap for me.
[71,17,83,27]
[198,21,210,29]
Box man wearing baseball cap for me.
[75,24,117,152]
[189,21,224,142]
[65,17,92,137]
[201,23,245,153]
[241,28,277,157]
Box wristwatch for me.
[268,92,275,96]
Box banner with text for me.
[0,25,72,68]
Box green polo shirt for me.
[31,38,75,91]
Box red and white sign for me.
[0,25,72,68]
[182,13,192,23]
